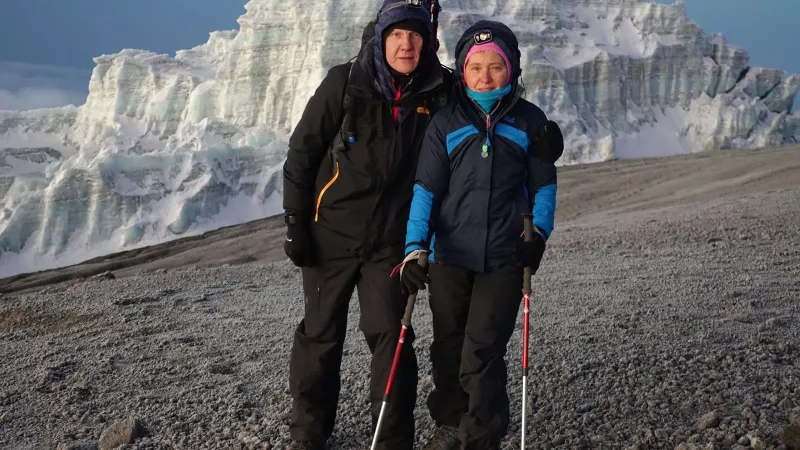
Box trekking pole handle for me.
[401,252,428,327]
[522,214,533,295]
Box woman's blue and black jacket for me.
[404,20,559,273]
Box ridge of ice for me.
[0,0,798,276]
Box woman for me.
[397,20,564,450]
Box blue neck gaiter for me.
[466,84,512,113]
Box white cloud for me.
[0,60,90,111]
[0,87,86,110]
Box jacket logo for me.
[503,116,516,124]
[474,31,493,44]
[416,106,430,115]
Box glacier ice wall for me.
[1,0,799,276]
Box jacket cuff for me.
[405,241,427,254]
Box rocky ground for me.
[1,146,799,450]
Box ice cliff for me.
[1,0,799,276]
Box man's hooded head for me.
[373,0,434,77]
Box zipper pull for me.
[482,115,491,159]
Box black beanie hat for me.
[383,19,430,43]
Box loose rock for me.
[698,412,721,431]
[98,417,145,450]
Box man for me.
[281,1,452,449]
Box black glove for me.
[284,215,314,268]
[400,253,430,296]
[534,120,564,164]
[515,230,546,274]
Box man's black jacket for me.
[282,42,453,262]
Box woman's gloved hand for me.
[515,230,546,274]
[398,250,430,296]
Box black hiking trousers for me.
[288,255,417,450]
[425,262,523,450]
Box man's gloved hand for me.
[515,230,546,274]
[399,250,430,296]
[534,120,564,164]
[284,214,314,268]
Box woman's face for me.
[464,51,508,92]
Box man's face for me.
[384,27,424,74]
[464,51,509,92]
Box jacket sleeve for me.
[523,106,559,241]
[282,65,348,218]
[405,114,449,255]
[526,114,558,240]
[528,156,557,241]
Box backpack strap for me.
[340,60,358,142]
[323,62,357,174]
[341,90,356,144]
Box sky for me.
[0,0,249,110]
[0,0,798,110]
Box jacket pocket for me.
[315,161,340,222]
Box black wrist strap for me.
[285,214,301,226]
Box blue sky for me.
[1,0,798,110]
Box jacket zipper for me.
[392,81,403,125]
[468,96,507,271]
[314,161,340,222]
[471,97,502,158]
[362,82,407,257]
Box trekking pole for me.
[521,214,534,449]
[370,252,429,450]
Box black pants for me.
[288,255,417,449]
[426,262,523,450]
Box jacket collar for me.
[455,80,525,128]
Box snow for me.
[93,49,218,80]
[0,189,282,276]
[615,104,693,159]
[565,7,649,59]
[553,4,684,68]
[544,46,604,71]
[0,132,76,160]
[0,0,799,277]
[656,33,681,46]
[0,135,286,277]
